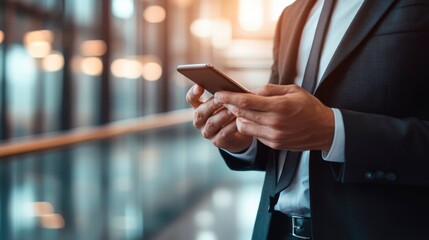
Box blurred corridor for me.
[0,0,294,239]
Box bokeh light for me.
[80,40,107,57]
[23,30,54,58]
[80,57,103,76]
[190,19,213,38]
[142,62,162,81]
[111,58,142,79]
[239,0,263,31]
[42,51,64,72]
[143,6,166,23]
[0,30,4,44]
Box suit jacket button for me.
[365,172,375,180]
[385,172,397,182]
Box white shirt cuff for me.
[322,108,345,163]
[222,138,257,161]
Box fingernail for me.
[193,85,199,94]
[213,93,219,103]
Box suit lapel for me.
[278,0,316,85]
[318,0,397,87]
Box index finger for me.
[214,91,276,112]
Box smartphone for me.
[177,63,250,94]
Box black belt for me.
[268,211,312,240]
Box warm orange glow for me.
[270,0,296,20]
[32,202,54,216]
[80,57,103,76]
[212,19,232,49]
[27,202,65,229]
[23,30,53,45]
[26,41,52,58]
[190,18,232,48]
[239,0,263,31]
[190,19,213,38]
[42,51,64,72]
[80,40,107,57]
[0,30,4,44]
[169,0,193,8]
[138,55,160,64]
[142,62,162,81]
[24,30,54,58]
[39,214,65,229]
[143,6,166,23]
[111,58,142,79]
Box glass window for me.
[70,0,103,127]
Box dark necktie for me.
[302,0,336,94]
[252,0,336,239]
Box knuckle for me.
[205,119,215,132]
[192,119,199,128]
[212,139,221,148]
[238,98,250,108]
[202,128,210,139]
[220,130,228,140]
[193,114,204,129]
[218,128,229,141]
[211,135,225,147]
[194,109,205,123]
[268,117,282,128]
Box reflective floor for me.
[0,124,265,240]
[151,173,264,240]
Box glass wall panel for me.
[110,0,141,120]
[6,16,64,136]
[70,0,103,127]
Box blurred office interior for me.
[0,0,294,239]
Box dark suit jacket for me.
[220,0,429,239]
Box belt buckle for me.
[292,216,311,239]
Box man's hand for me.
[186,85,253,153]
[214,84,334,151]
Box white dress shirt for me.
[227,0,364,217]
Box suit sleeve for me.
[338,109,429,186]
[219,140,274,171]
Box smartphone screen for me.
[177,63,250,94]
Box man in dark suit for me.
[186,0,429,239]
